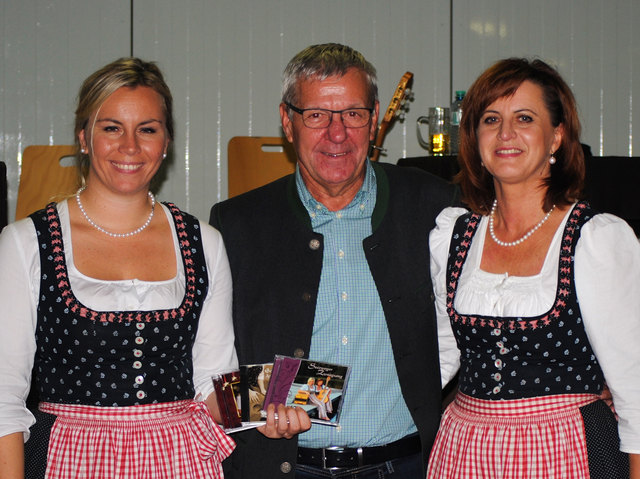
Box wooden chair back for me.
[0,161,7,229]
[227,136,297,198]
[15,145,80,220]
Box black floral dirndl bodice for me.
[29,202,209,407]
[446,202,605,399]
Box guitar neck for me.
[370,123,389,162]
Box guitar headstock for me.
[370,71,414,161]
[381,71,414,124]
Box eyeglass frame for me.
[285,102,374,129]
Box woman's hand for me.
[257,403,311,439]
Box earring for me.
[80,148,86,154]
[549,155,556,165]
[162,153,167,159]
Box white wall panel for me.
[134,0,450,221]
[1,0,130,222]
[2,0,637,224]
[452,0,639,157]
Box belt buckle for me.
[321,446,364,469]
[322,446,343,470]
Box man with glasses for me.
[210,43,458,478]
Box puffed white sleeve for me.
[191,221,239,400]
[574,213,640,454]
[429,206,467,388]
[0,220,40,440]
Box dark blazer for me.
[209,161,459,478]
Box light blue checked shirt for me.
[296,161,417,448]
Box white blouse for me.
[0,201,238,440]
[430,205,640,454]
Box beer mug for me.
[417,107,450,155]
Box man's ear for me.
[280,103,294,143]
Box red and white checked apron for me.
[427,392,599,479]
[40,399,235,479]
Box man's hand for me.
[258,403,311,439]
[600,383,617,419]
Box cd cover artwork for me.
[213,357,350,432]
[264,356,351,426]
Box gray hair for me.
[281,43,378,108]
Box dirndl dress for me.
[24,202,235,478]
[427,203,629,479]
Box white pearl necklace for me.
[489,199,555,247]
[75,187,156,238]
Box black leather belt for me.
[297,434,421,469]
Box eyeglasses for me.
[286,102,373,129]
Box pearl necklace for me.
[489,199,555,247]
[75,187,156,238]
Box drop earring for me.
[549,155,556,165]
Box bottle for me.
[450,90,465,156]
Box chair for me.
[227,136,297,198]
[15,145,80,220]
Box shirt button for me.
[309,239,320,250]
[359,204,365,210]
[342,336,348,345]
[492,386,501,394]
[341,292,348,301]
[136,323,145,330]
[315,204,322,210]
[135,337,144,345]
[493,373,502,381]
[133,349,143,358]
[135,375,145,384]
[293,348,305,358]
[133,361,142,369]
[280,462,292,473]
[302,292,312,302]
[336,212,342,219]
[136,390,146,400]
[494,359,503,369]
[338,249,345,259]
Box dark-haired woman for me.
[429,58,639,478]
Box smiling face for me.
[280,68,379,207]
[78,86,169,196]
[477,80,563,190]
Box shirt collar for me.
[295,160,376,219]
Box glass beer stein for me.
[417,107,450,155]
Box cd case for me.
[212,356,351,433]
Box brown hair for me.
[74,57,174,180]
[457,58,584,214]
